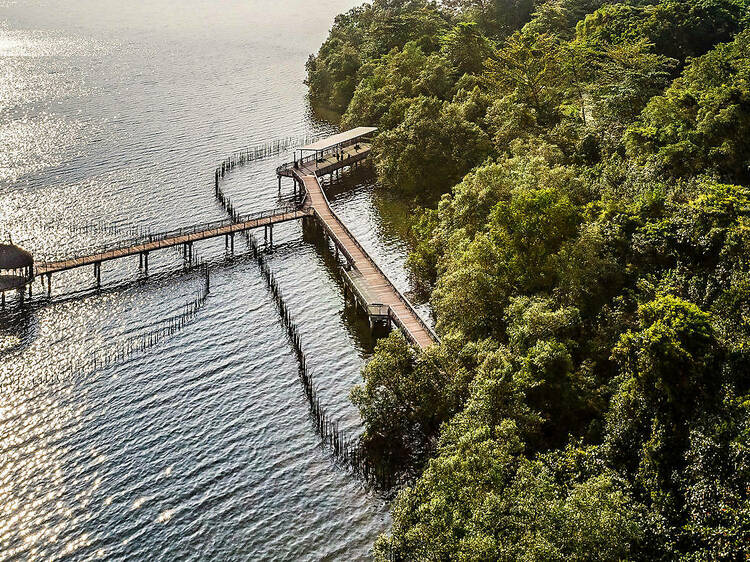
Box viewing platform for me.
[276,126,376,180]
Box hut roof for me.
[0,244,33,270]
[300,127,377,152]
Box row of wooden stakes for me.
[212,136,397,488]
[3,265,211,393]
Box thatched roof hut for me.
[0,243,34,293]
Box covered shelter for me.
[0,243,34,301]
[294,127,377,168]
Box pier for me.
[27,128,438,350]
[277,129,438,350]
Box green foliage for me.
[352,331,489,466]
[626,30,750,183]
[576,0,749,62]
[373,96,492,197]
[442,0,536,37]
[431,157,582,339]
[440,21,494,76]
[613,295,716,404]
[486,31,569,130]
[305,0,450,112]
[306,0,750,558]
[377,421,645,560]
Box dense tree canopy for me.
[308,0,750,559]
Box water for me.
[0,1,426,559]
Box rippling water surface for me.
[0,1,426,559]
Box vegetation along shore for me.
[306,0,750,559]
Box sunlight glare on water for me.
[0,0,435,559]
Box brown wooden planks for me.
[299,170,437,350]
[35,208,313,276]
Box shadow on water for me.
[0,303,38,356]
[321,163,420,249]
[306,100,343,128]
[321,163,433,307]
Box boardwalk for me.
[285,133,438,350]
[29,128,438,350]
[35,206,310,276]
[299,172,437,349]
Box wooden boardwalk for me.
[31,128,438,350]
[288,142,438,350]
[35,206,311,276]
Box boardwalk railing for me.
[222,135,320,181]
[35,203,304,270]
[276,140,371,177]
[309,207,357,268]
[310,170,440,346]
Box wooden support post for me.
[94,262,101,288]
[144,252,149,274]
[47,273,52,299]
[269,225,273,249]
[230,233,234,253]
[1,291,4,308]
[278,176,282,193]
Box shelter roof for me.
[0,244,32,270]
[300,127,377,152]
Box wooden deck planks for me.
[298,172,437,350]
[35,208,312,276]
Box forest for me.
[306,0,750,559]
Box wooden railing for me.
[309,170,440,346]
[276,137,374,177]
[35,203,303,269]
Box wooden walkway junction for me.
[26,128,438,350]
[279,129,439,350]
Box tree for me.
[303,1,750,558]
[440,22,494,76]
[626,30,750,183]
[351,332,486,467]
[373,96,492,198]
[442,0,535,37]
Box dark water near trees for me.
[0,1,425,559]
